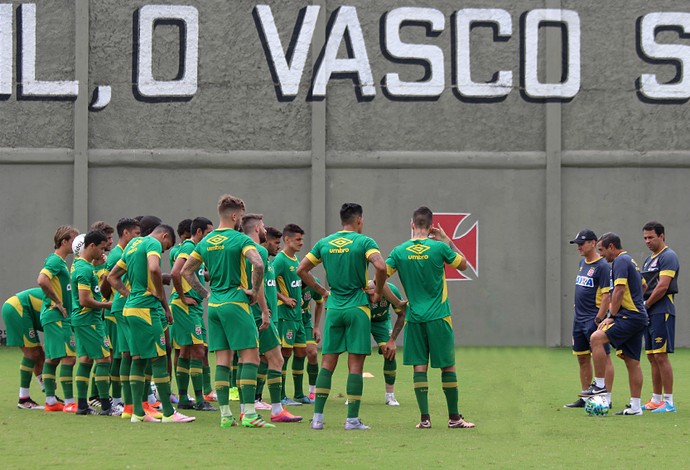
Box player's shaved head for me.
[53,225,79,249]
[218,194,245,215]
[90,221,114,235]
[340,203,363,225]
[116,218,140,237]
[242,214,264,233]
[412,206,433,229]
[139,215,162,236]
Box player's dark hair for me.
[265,227,282,240]
[139,215,162,236]
[282,223,304,238]
[53,225,79,249]
[152,224,176,246]
[134,215,144,222]
[177,219,193,237]
[84,230,108,248]
[340,203,363,224]
[90,221,114,235]
[242,214,263,233]
[191,217,213,236]
[598,232,622,250]
[643,221,665,236]
[412,206,433,229]
[116,218,140,237]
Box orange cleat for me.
[45,402,64,412]
[63,402,78,413]
[143,402,163,419]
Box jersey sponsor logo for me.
[290,280,302,288]
[206,234,228,245]
[66,284,72,291]
[433,213,479,281]
[575,275,594,287]
[328,237,353,253]
[197,268,204,276]
[126,238,144,255]
[587,267,595,277]
[266,279,276,287]
[94,286,101,293]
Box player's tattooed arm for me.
[37,273,67,317]
[181,256,208,300]
[430,224,468,271]
[245,249,264,305]
[106,265,130,298]
[172,257,197,306]
[297,258,330,299]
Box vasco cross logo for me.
[433,213,479,282]
[328,237,353,254]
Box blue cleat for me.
[652,401,677,413]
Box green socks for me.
[202,365,213,395]
[292,355,305,398]
[314,368,333,414]
[20,357,35,389]
[110,358,122,399]
[346,373,363,419]
[256,361,268,398]
[59,363,74,400]
[267,369,282,404]
[230,354,238,388]
[239,362,258,414]
[307,362,319,387]
[130,359,147,416]
[176,357,191,404]
[152,358,174,417]
[120,355,132,405]
[442,371,459,416]
[189,359,204,404]
[42,362,57,398]
[76,362,93,400]
[384,357,397,385]
[414,371,429,416]
[215,365,231,406]
[281,357,289,398]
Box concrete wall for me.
[1,1,690,347]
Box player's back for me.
[193,228,256,302]
[306,231,379,309]
[120,236,161,298]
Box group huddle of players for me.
[3,195,475,430]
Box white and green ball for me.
[585,395,609,417]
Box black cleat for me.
[177,402,195,410]
[564,398,586,408]
[194,401,218,411]
[75,406,98,415]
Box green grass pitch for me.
[1,346,687,468]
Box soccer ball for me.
[72,234,85,256]
[584,395,609,416]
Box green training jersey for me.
[273,251,302,321]
[306,231,380,309]
[9,287,46,332]
[107,244,129,314]
[245,244,269,322]
[117,236,163,308]
[170,239,206,303]
[265,257,278,323]
[191,228,257,305]
[70,257,104,326]
[370,282,403,322]
[301,276,324,323]
[169,243,183,271]
[386,238,463,323]
[39,253,73,326]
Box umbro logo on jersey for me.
[206,234,228,245]
[655,337,663,343]
[289,266,295,272]
[406,244,431,255]
[329,237,353,253]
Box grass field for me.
[1,346,688,469]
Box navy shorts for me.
[572,319,610,355]
[644,313,675,354]
[602,313,647,361]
